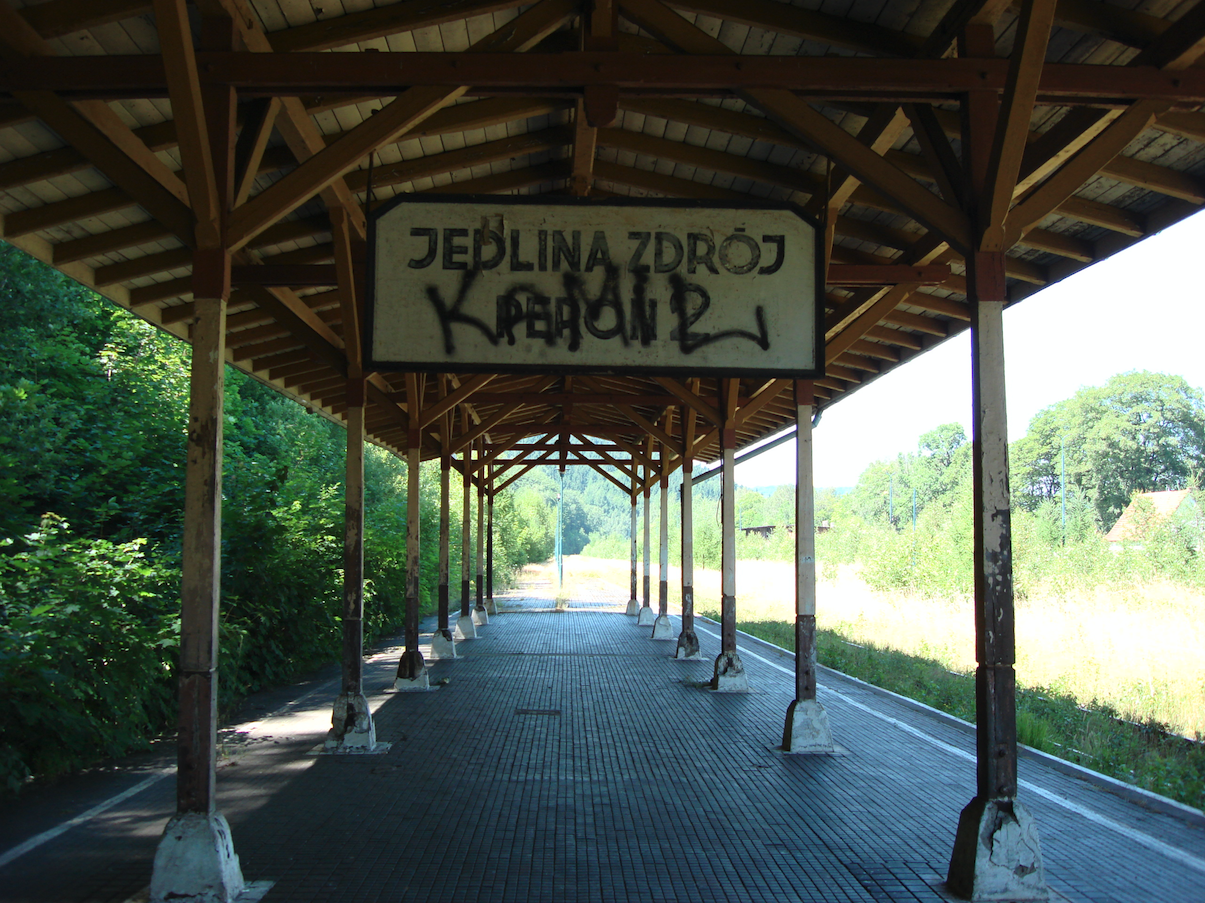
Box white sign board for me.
[366,196,821,378]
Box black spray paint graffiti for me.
[425,264,770,357]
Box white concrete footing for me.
[150,812,245,903]
[625,598,639,616]
[454,615,477,639]
[947,798,1048,902]
[325,692,379,751]
[472,607,489,626]
[393,668,431,692]
[485,597,498,615]
[781,698,834,753]
[650,616,674,639]
[636,606,655,626]
[711,651,749,692]
[429,632,458,660]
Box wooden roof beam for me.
[984,0,1058,250]
[223,0,575,252]
[0,6,195,246]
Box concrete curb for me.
[697,615,1205,829]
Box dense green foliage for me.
[0,244,552,792]
[1011,371,1205,526]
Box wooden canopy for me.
[2,0,1203,474]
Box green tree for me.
[1012,371,1205,526]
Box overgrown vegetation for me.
[0,244,554,793]
[723,616,1205,811]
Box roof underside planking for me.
[1,0,1203,482]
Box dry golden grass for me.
[556,555,1205,739]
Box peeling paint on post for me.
[782,382,833,751]
[627,492,639,616]
[712,425,747,690]
[395,430,428,686]
[675,440,699,660]
[652,443,673,639]
[341,386,366,699]
[486,468,496,614]
[475,454,487,623]
[947,248,1047,901]
[430,436,456,660]
[456,439,476,640]
[177,295,226,816]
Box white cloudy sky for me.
[735,210,1205,489]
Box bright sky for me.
[737,210,1205,489]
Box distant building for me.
[1105,489,1201,550]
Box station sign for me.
[366,195,821,378]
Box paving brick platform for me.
[2,569,1203,903]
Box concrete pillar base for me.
[636,606,656,626]
[947,798,1048,902]
[625,598,639,616]
[781,698,834,753]
[454,615,477,639]
[711,650,749,692]
[485,597,498,615]
[393,670,431,692]
[674,630,701,660]
[150,812,245,903]
[472,607,489,626]
[325,692,378,751]
[429,630,457,660]
[651,615,674,639]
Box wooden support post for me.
[150,9,244,898]
[627,490,639,615]
[430,432,456,659]
[342,387,365,696]
[637,463,655,625]
[652,438,673,639]
[177,294,226,819]
[475,449,488,623]
[326,377,379,746]
[455,436,477,640]
[154,286,245,903]
[675,438,698,659]
[486,467,496,615]
[782,382,834,751]
[712,406,748,690]
[947,253,1047,897]
[395,424,428,688]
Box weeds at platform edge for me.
[702,611,1205,813]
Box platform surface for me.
[2,566,1203,903]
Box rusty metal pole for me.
[626,489,639,615]
[782,381,833,751]
[475,448,488,624]
[395,427,429,689]
[456,440,476,639]
[712,423,748,690]
[486,466,497,615]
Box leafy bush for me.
[0,518,179,793]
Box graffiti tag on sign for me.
[367,197,820,377]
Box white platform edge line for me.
[692,623,1205,875]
